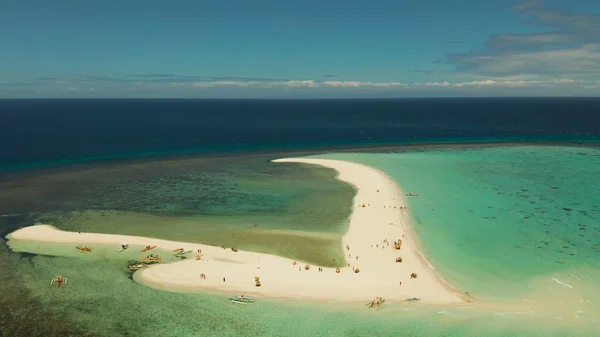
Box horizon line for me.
[2,96,600,100]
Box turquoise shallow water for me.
[3,145,600,336]
[312,146,600,303]
[3,239,598,337]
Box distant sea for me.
[1,98,599,170]
[1,98,600,337]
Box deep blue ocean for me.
[1,98,599,170]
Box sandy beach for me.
[6,158,467,305]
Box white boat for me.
[51,276,68,286]
[117,242,131,252]
[128,263,149,271]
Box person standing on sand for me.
[223,277,226,282]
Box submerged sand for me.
[7,158,467,305]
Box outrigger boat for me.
[404,297,421,303]
[139,255,163,263]
[230,295,254,304]
[51,275,68,286]
[141,245,157,252]
[128,263,149,271]
[173,250,192,258]
[172,248,185,254]
[118,242,131,252]
[76,245,92,252]
[365,297,386,310]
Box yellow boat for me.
[76,245,92,252]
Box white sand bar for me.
[7,158,467,305]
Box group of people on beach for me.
[191,192,419,296]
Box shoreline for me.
[6,158,468,305]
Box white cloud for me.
[447,1,600,79]
[512,0,544,12]
[414,78,578,89]
[134,78,590,91]
[282,80,316,88]
[4,74,598,97]
[452,44,600,78]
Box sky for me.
[1,0,599,98]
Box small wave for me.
[551,277,574,289]
[0,213,21,217]
[569,274,581,281]
[493,311,534,317]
